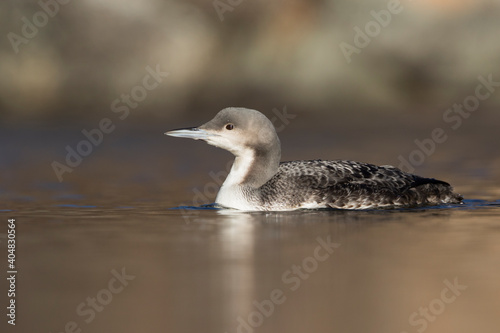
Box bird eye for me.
[225,124,234,130]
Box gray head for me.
[166,107,281,159]
[166,108,282,187]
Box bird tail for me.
[411,178,463,205]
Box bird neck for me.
[223,144,281,189]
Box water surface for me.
[2,126,500,333]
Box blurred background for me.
[1,0,500,123]
[1,0,499,203]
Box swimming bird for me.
[166,108,463,211]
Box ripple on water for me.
[170,199,500,212]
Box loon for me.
[166,107,463,211]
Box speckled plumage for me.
[246,159,463,210]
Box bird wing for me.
[258,160,456,209]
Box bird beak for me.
[165,127,216,140]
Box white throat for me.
[222,150,255,187]
[215,153,254,210]
[215,147,279,210]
